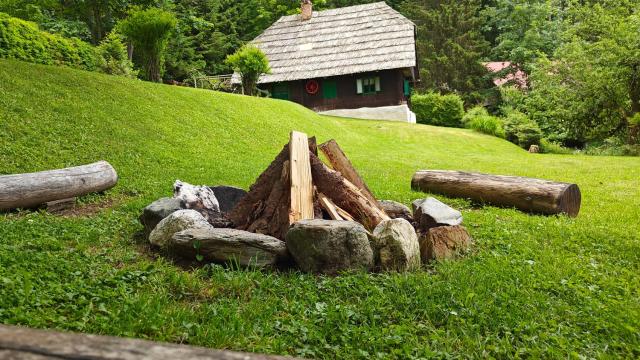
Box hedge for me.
[411,92,465,127]
[0,12,97,71]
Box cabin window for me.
[322,80,337,99]
[404,79,411,96]
[272,83,289,100]
[356,77,380,95]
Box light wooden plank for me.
[289,131,314,223]
[317,192,343,220]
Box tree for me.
[524,2,640,145]
[400,0,492,103]
[96,31,137,77]
[226,45,270,96]
[117,8,177,82]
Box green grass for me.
[1,59,639,358]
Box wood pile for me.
[228,131,389,240]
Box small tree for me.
[226,45,270,96]
[96,32,137,78]
[118,8,176,82]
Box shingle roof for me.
[252,2,417,84]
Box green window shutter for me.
[272,83,289,100]
[404,79,410,96]
[322,80,337,99]
[356,79,363,94]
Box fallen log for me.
[411,170,581,217]
[0,161,117,211]
[310,153,389,230]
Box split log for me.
[289,131,314,223]
[0,161,117,211]
[0,325,298,360]
[245,160,291,240]
[310,152,389,230]
[411,170,581,217]
[44,198,76,214]
[319,139,378,205]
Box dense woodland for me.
[1,0,638,152]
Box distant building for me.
[240,1,420,122]
[484,61,528,88]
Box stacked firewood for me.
[228,131,390,239]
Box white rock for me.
[149,209,212,248]
[372,218,421,272]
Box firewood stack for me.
[228,131,390,239]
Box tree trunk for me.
[411,170,581,217]
[0,161,118,211]
[310,153,389,230]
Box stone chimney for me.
[301,0,312,21]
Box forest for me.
[1,0,638,153]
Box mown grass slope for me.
[1,60,639,358]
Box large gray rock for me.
[419,225,472,262]
[378,200,413,221]
[171,228,288,268]
[139,197,183,235]
[413,197,463,231]
[173,180,221,222]
[285,219,374,274]
[209,185,247,213]
[149,209,212,248]
[372,218,421,272]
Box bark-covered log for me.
[411,170,581,217]
[0,161,117,211]
[310,153,389,230]
[0,325,298,360]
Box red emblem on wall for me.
[305,80,319,95]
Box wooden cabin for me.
[248,1,419,114]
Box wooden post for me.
[411,170,581,217]
[289,131,314,223]
[0,161,117,211]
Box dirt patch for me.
[52,196,123,217]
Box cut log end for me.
[558,183,581,218]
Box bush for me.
[467,115,505,138]
[0,12,97,70]
[539,139,573,154]
[412,92,465,127]
[462,106,489,126]
[96,32,137,78]
[502,110,543,149]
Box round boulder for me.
[372,218,421,272]
[139,197,183,236]
[285,219,374,274]
[149,209,212,248]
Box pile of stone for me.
[139,131,472,274]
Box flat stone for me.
[139,197,183,236]
[209,185,247,214]
[378,200,413,221]
[413,197,462,231]
[285,219,374,274]
[419,225,472,262]
[372,218,421,272]
[149,209,212,248]
[171,228,288,268]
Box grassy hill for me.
[1,59,639,358]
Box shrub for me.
[539,139,573,154]
[0,12,97,70]
[462,106,489,126]
[226,44,271,96]
[96,32,137,78]
[411,92,465,127]
[502,110,543,149]
[467,115,505,138]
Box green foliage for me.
[0,12,97,70]
[226,44,270,96]
[462,105,489,126]
[539,138,573,154]
[117,8,176,82]
[401,0,492,100]
[96,32,136,77]
[467,114,506,138]
[3,61,640,358]
[501,109,542,149]
[412,91,465,127]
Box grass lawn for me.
[1,59,639,358]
